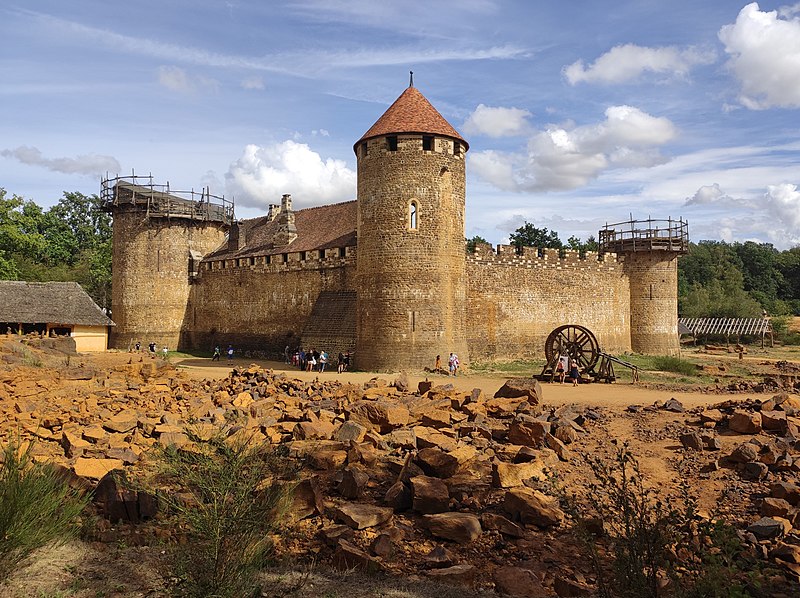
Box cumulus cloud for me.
[157,66,219,93]
[564,43,716,85]
[462,104,532,137]
[763,183,800,233]
[719,3,800,109]
[469,105,676,192]
[225,140,356,208]
[0,146,120,175]
[685,183,731,205]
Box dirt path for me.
[173,356,724,410]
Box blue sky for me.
[2,1,799,248]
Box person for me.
[307,352,316,372]
[227,345,234,361]
[319,350,328,373]
[284,345,291,364]
[448,353,459,376]
[556,354,568,383]
[148,342,156,357]
[343,351,351,371]
[337,352,345,374]
[212,345,221,361]
[134,341,141,352]
[453,353,460,376]
[162,345,168,358]
[435,354,441,372]
[569,359,580,386]
[298,348,306,370]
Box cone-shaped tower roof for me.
[354,85,468,152]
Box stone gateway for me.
[105,83,686,369]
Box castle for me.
[103,83,688,370]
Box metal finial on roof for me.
[409,70,414,87]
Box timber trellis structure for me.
[599,217,689,254]
[679,317,774,348]
[101,172,234,225]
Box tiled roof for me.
[207,200,357,259]
[0,281,114,326]
[355,86,468,150]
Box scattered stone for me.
[729,442,759,463]
[425,564,476,586]
[410,475,450,514]
[747,517,785,540]
[333,503,393,530]
[415,447,459,479]
[663,398,685,413]
[502,487,563,528]
[680,431,704,451]
[424,512,482,544]
[493,566,547,597]
[729,410,762,434]
[493,378,542,406]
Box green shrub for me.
[155,433,298,598]
[651,356,698,376]
[0,440,89,580]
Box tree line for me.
[1,193,797,320]
[470,221,800,318]
[0,188,111,309]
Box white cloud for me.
[225,140,356,209]
[685,183,730,205]
[311,129,330,137]
[157,66,219,93]
[763,183,800,235]
[0,146,120,175]
[469,105,676,192]
[241,76,265,90]
[564,43,716,85]
[718,2,800,109]
[462,104,531,137]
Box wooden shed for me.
[0,281,115,352]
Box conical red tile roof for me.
[354,86,468,151]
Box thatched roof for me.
[0,281,114,327]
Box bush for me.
[155,433,298,598]
[0,440,89,580]
[651,356,697,377]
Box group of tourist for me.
[554,354,581,386]
[434,353,461,376]
[132,341,169,359]
[211,345,234,361]
[286,346,351,374]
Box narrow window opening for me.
[422,135,433,151]
[339,247,346,258]
[249,257,255,266]
[265,255,271,265]
[387,135,398,151]
[300,251,307,261]
[649,283,654,300]
[282,254,288,263]
[454,142,461,155]
[409,201,418,230]
[361,142,368,157]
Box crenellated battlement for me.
[468,243,620,272]
[200,245,356,275]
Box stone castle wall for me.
[465,246,632,361]
[623,251,680,355]
[109,209,227,350]
[356,134,469,371]
[180,247,356,355]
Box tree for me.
[466,235,490,253]
[509,222,563,250]
[567,234,599,253]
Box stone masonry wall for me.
[356,134,469,371]
[181,249,356,355]
[623,251,680,355]
[466,247,632,361]
[110,209,227,351]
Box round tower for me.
[102,174,232,350]
[599,218,689,355]
[354,83,469,371]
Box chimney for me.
[266,204,281,221]
[274,194,297,246]
[228,221,246,250]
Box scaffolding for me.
[679,317,774,348]
[599,217,689,254]
[101,171,234,225]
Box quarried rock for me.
[680,431,704,451]
[508,415,549,447]
[335,421,367,443]
[289,477,324,520]
[747,517,785,540]
[333,503,393,530]
[347,401,409,433]
[425,564,476,586]
[332,539,381,571]
[480,513,525,538]
[410,475,450,514]
[729,410,762,434]
[74,458,123,480]
[494,378,542,405]
[503,487,563,527]
[415,447,459,479]
[728,442,759,463]
[493,566,547,597]
[424,512,482,544]
[336,465,369,499]
[491,460,546,488]
[384,481,412,511]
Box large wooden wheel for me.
[544,325,600,372]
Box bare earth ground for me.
[2,346,799,597]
